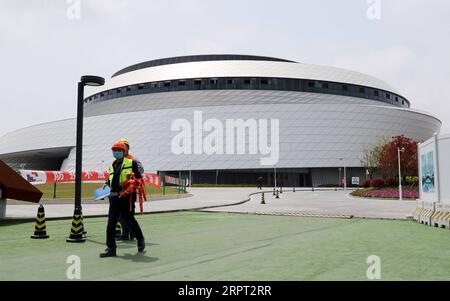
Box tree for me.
[378,135,418,180]
[361,136,390,179]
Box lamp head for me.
[80,75,105,87]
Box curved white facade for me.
[0,55,441,186]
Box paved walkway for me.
[205,188,417,220]
[3,188,416,220]
[3,188,256,219]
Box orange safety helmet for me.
[119,138,130,149]
[111,141,126,152]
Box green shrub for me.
[350,188,374,197]
[405,176,419,186]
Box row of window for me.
[84,77,409,108]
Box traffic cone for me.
[66,207,86,243]
[261,193,266,204]
[115,222,122,238]
[31,205,49,239]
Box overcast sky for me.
[1,0,449,138]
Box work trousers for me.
[106,196,143,250]
[120,193,136,237]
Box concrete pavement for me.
[3,188,257,220]
[2,187,416,220]
[205,188,416,220]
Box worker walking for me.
[117,138,144,241]
[257,176,263,190]
[100,141,145,258]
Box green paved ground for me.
[0,212,449,280]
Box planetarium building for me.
[0,55,441,186]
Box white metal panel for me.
[85,60,401,98]
[437,136,450,203]
[0,100,440,174]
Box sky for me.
[0,0,449,138]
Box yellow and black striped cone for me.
[66,206,86,243]
[31,205,49,239]
[115,222,122,238]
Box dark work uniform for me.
[106,159,144,250]
[257,177,263,190]
[120,157,144,239]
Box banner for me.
[164,175,186,187]
[165,175,180,185]
[19,170,161,188]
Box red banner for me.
[20,170,161,188]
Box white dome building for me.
[0,55,441,186]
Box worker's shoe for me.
[99,248,117,258]
[137,238,145,252]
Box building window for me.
[83,76,405,109]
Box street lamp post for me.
[340,158,346,192]
[274,166,277,189]
[74,76,105,209]
[344,164,347,192]
[398,147,405,201]
[338,167,342,188]
[189,163,192,188]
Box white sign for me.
[352,177,360,185]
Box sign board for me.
[352,177,360,185]
[0,161,43,203]
[418,137,438,202]
[20,170,161,188]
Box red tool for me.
[119,173,147,214]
